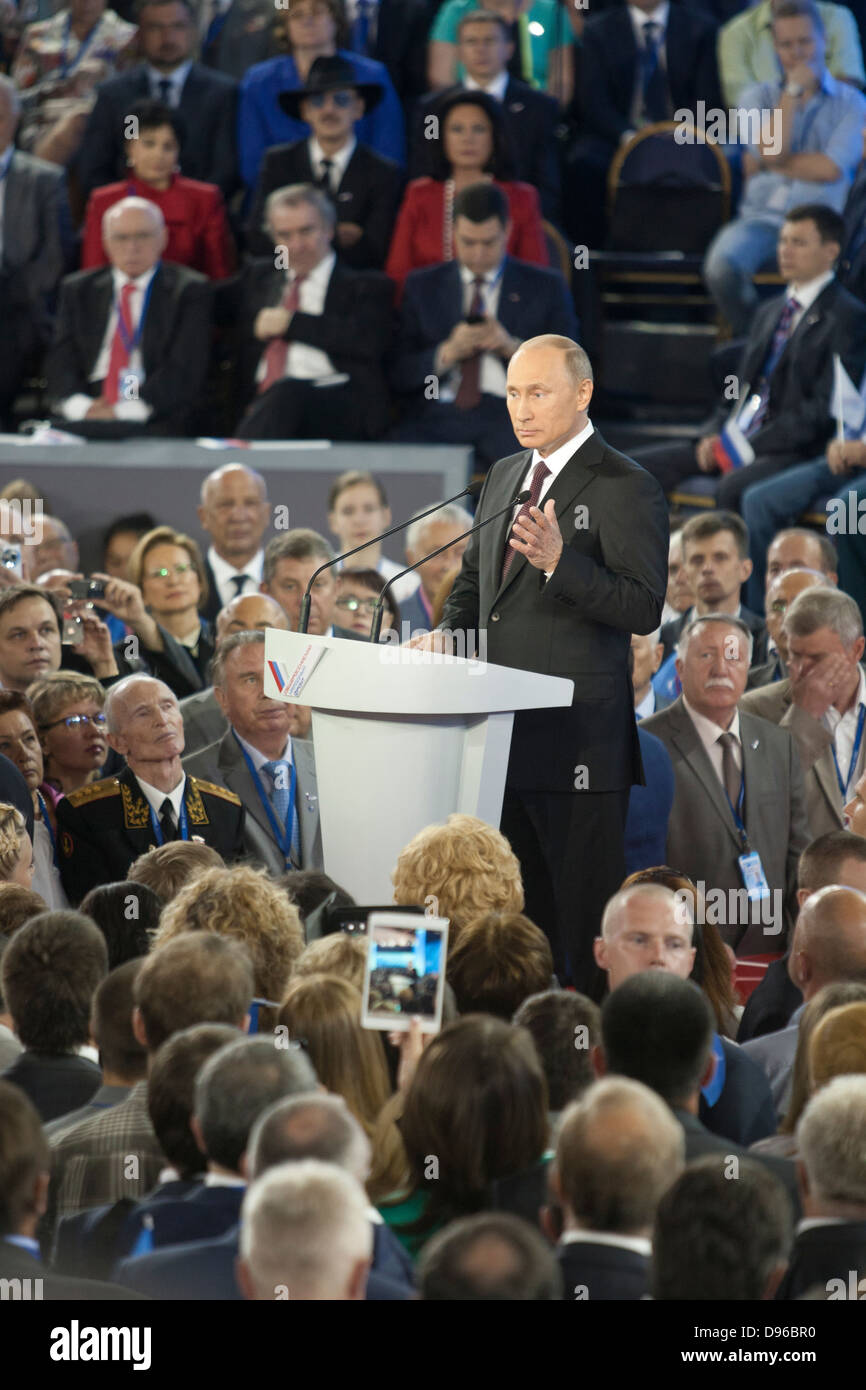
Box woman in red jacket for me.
[385,88,548,295]
[82,101,237,281]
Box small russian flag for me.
[712,420,755,474]
[268,660,286,691]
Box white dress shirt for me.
[256,251,341,384]
[136,773,186,825]
[784,269,836,334]
[464,71,510,103]
[635,686,657,720]
[308,134,356,193]
[235,730,293,775]
[146,60,192,105]
[559,1229,652,1257]
[518,420,595,505]
[628,1,670,128]
[682,697,744,792]
[0,144,14,262]
[207,545,264,610]
[436,260,508,402]
[61,265,157,423]
[824,665,866,797]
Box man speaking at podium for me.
[416,335,668,992]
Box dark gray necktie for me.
[230,573,250,597]
[717,731,742,813]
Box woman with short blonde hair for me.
[0,803,33,890]
[392,813,524,942]
[27,672,108,798]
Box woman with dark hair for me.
[81,101,236,280]
[80,880,160,970]
[385,89,548,291]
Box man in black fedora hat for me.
[246,55,405,269]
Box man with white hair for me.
[45,196,212,436]
[56,674,244,904]
[777,1073,866,1299]
[196,464,272,623]
[644,613,811,952]
[397,503,473,632]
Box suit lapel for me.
[668,702,744,850]
[141,263,166,372]
[219,732,274,840]
[88,269,116,373]
[487,451,532,601]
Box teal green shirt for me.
[378,1190,442,1258]
[430,0,567,90]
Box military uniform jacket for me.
[55,765,245,905]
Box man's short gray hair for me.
[103,674,174,734]
[211,629,265,689]
[264,183,336,237]
[194,1035,318,1174]
[199,463,267,507]
[512,335,594,386]
[675,612,754,665]
[406,504,473,557]
[0,76,21,118]
[782,587,863,648]
[247,1093,371,1183]
[263,529,333,586]
[102,196,165,240]
[797,1074,866,1208]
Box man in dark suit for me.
[409,10,562,221]
[564,0,720,246]
[78,0,238,198]
[182,631,323,875]
[56,675,245,906]
[45,198,213,439]
[232,183,393,440]
[632,205,866,509]
[659,513,768,666]
[0,77,73,430]
[840,158,866,305]
[419,332,668,991]
[644,614,811,954]
[246,56,404,268]
[196,467,273,624]
[389,182,578,475]
[548,1075,684,1301]
[260,530,369,640]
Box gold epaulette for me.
[190,777,242,806]
[65,778,121,808]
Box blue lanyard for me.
[37,792,57,866]
[832,704,866,799]
[59,14,100,79]
[147,793,190,846]
[232,732,297,867]
[115,269,157,356]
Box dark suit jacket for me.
[441,430,669,794]
[78,62,239,198]
[374,0,432,107]
[660,604,768,667]
[113,620,216,701]
[558,1240,649,1301]
[390,256,578,399]
[642,700,811,950]
[699,1036,777,1147]
[52,1180,200,1281]
[230,258,393,438]
[0,1239,143,1301]
[180,685,229,754]
[737,956,802,1042]
[674,1108,801,1217]
[410,78,562,220]
[841,162,866,305]
[624,724,674,875]
[56,764,245,905]
[776,1221,866,1301]
[246,140,405,268]
[579,5,721,143]
[45,262,213,435]
[0,151,71,340]
[116,1181,245,1257]
[0,1051,101,1124]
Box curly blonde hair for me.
[154,865,304,1004]
[292,933,367,992]
[392,814,524,941]
[0,804,26,880]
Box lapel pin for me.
[508,292,520,301]
[750,739,759,749]
[337,192,352,201]
[509,102,524,112]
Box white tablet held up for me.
[361,912,449,1033]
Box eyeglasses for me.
[42,713,108,732]
[336,596,378,613]
[307,90,356,108]
[769,600,789,615]
[145,563,195,581]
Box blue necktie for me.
[262,759,301,865]
[745,296,801,437]
[640,20,669,123]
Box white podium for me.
[263,631,574,901]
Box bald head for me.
[766,528,838,590]
[215,593,288,641]
[197,464,270,568]
[102,198,167,278]
[595,884,695,992]
[105,675,184,770]
[765,567,828,664]
[790,885,866,999]
[247,1094,370,1184]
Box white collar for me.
[288,250,336,286]
[204,1172,246,1188]
[235,728,292,773]
[111,265,158,296]
[134,772,186,821]
[682,696,742,748]
[785,270,835,316]
[560,1229,652,1256]
[796,1216,848,1234]
[529,420,595,479]
[458,259,505,287]
[308,133,356,180]
[464,71,509,103]
[207,545,264,587]
[146,60,192,88]
[635,686,656,720]
[628,2,669,33]
[825,665,866,729]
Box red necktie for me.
[102,281,136,405]
[454,275,485,411]
[501,459,551,583]
[258,275,306,394]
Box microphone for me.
[298,480,482,634]
[369,488,532,643]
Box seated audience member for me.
[79,881,159,969]
[182,632,322,873]
[632,631,666,720]
[103,515,159,588]
[0,76,71,431]
[0,585,117,690]
[392,812,524,941]
[233,184,393,441]
[45,958,147,1140]
[0,1083,141,1301]
[742,884,866,1110]
[427,0,573,106]
[410,10,561,221]
[236,0,405,193]
[635,206,866,508]
[78,0,238,199]
[246,57,404,268]
[46,198,212,438]
[394,505,473,634]
[661,530,695,629]
[644,615,811,951]
[718,0,865,106]
[777,1074,866,1297]
[292,932,367,990]
[599,971,800,1210]
[82,101,236,280]
[766,525,839,594]
[21,515,80,585]
[261,530,369,638]
[0,805,34,892]
[658,514,767,665]
[376,1015,548,1254]
[389,183,575,473]
[742,506,841,623]
[327,470,403,584]
[156,865,304,1016]
[385,90,548,293]
[51,1022,240,1280]
[335,569,400,637]
[237,1160,373,1301]
[446,911,553,1019]
[48,932,254,1226]
[11,0,136,166]
[563,0,720,249]
[0,693,66,908]
[747,567,829,689]
[651,1155,793,1300]
[740,588,865,836]
[1,910,106,1121]
[512,990,600,1122]
[196,464,272,624]
[56,675,244,906]
[27,673,109,800]
[549,1078,685,1301]
[419,1211,562,1301]
[704,5,866,335]
[594,884,776,1145]
[126,839,225,905]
